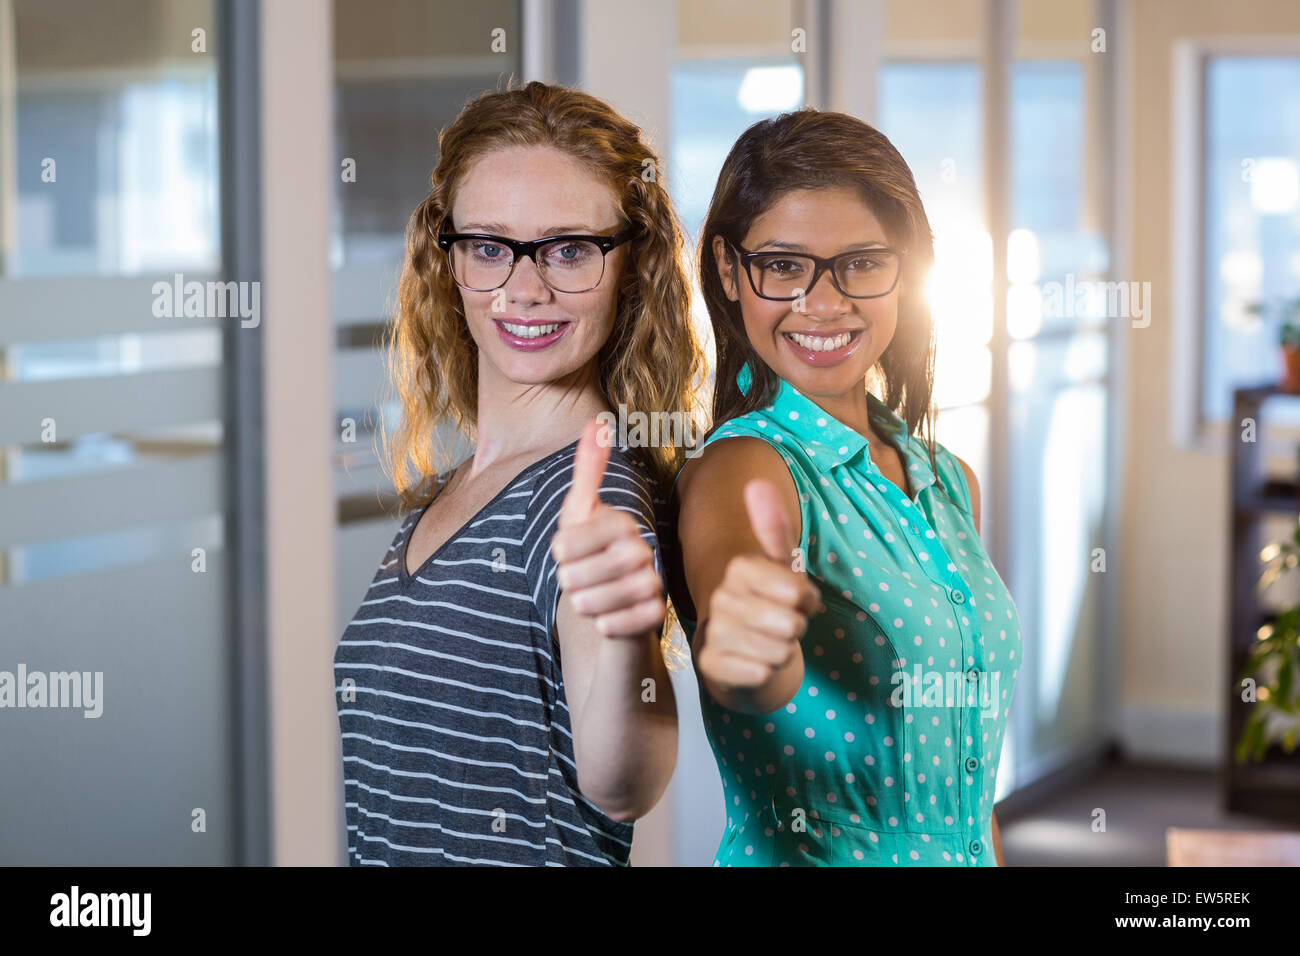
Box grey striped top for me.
[333,439,667,866]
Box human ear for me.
[712,235,740,302]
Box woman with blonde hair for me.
[334,81,701,866]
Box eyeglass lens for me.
[447,237,606,292]
[748,251,899,299]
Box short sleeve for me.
[523,445,666,640]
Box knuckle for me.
[613,536,644,567]
[643,598,666,629]
[638,567,662,598]
[727,555,753,580]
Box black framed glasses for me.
[436,223,640,293]
[727,240,905,301]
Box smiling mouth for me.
[497,320,569,339]
[783,329,863,352]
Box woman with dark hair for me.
[334,81,703,866]
[670,108,1021,866]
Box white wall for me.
[261,0,341,865]
[1117,0,1300,765]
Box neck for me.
[805,384,873,439]
[466,353,609,477]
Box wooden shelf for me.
[1233,758,1300,791]
[1226,385,1300,823]
[1235,478,1300,515]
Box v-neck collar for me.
[397,439,580,586]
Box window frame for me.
[1171,36,1300,454]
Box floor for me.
[999,760,1298,866]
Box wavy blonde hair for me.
[379,80,703,512]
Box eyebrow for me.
[750,238,891,253]
[456,222,610,236]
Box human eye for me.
[757,256,807,276]
[543,240,597,268]
[469,239,509,262]
[842,253,888,273]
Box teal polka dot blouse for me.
[677,363,1023,866]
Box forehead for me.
[744,186,889,244]
[451,144,621,233]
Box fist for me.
[696,479,820,692]
[550,419,666,639]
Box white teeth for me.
[502,322,562,338]
[787,331,853,352]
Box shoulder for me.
[601,443,660,499]
[526,441,661,538]
[930,440,980,524]
[678,425,796,504]
[675,421,804,545]
[952,453,979,502]
[533,440,655,496]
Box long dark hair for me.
[698,107,945,480]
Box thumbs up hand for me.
[695,479,821,695]
[550,419,666,639]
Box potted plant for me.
[1282,320,1300,394]
[1236,517,1300,762]
[1246,295,1300,393]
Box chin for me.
[779,358,873,396]
[487,347,589,388]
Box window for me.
[329,0,521,650]
[1202,55,1300,425]
[666,0,804,868]
[0,0,234,864]
[878,61,989,465]
[671,59,804,240]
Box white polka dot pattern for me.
[681,364,1023,867]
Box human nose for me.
[798,264,850,317]
[501,251,553,304]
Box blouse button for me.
[964,756,980,773]
[951,590,966,605]
[969,839,983,856]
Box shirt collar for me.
[737,361,938,493]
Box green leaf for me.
[1237,715,1264,764]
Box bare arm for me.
[555,589,677,822]
[955,455,981,534]
[676,437,818,714]
[992,808,1005,866]
[548,421,676,821]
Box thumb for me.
[743,479,795,565]
[559,418,611,528]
